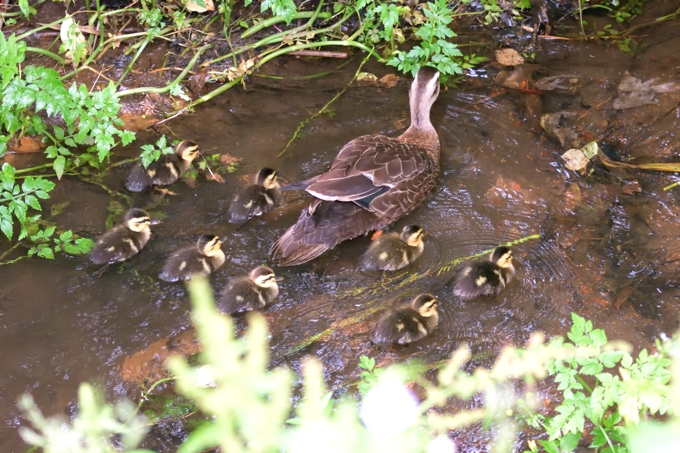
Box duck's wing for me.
[304,135,436,217]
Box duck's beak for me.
[274,276,284,282]
[150,219,161,225]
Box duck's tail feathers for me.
[269,201,384,266]
[269,226,329,266]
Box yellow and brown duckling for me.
[361,225,425,271]
[270,67,441,266]
[217,266,281,314]
[125,140,200,192]
[371,294,439,346]
[89,208,155,264]
[453,246,515,299]
[159,235,225,282]
[227,168,282,223]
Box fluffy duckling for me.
[227,168,282,222]
[125,140,200,192]
[453,246,515,299]
[217,266,281,314]
[89,208,154,264]
[361,225,425,271]
[159,235,226,282]
[371,294,439,346]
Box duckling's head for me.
[256,168,280,190]
[490,246,513,269]
[400,225,424,247]
[124,208,152,232]
[197,234,223,257]
[249,266,279,288]
[411,293,438,317]
[409,66,440,124]
[176,140,200,162]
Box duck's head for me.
[124,208,152,232]
[176,140,201,162]
[256,168,280,190]
[400,225,424,247]
[490,246,513,268]
[409,66,441,126]
[249,266,281,288]
[411,293,438,317]
[197,234,223,257]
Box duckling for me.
[453,246,515,299]
[371,294,439,346]
[125,140,200,192]
[89,208,154,264]
[361,225,425,271]
[217,266,281,314]
[159,235,226,282]
[227,168,282,222]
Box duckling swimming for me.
[125,140,200,192]
[371,294,439,346]
[227,168,282,222]
[159,235,225,282]
[453,246,515,299]
[89,208,154,264]
[217,266,281,314]
[361,225,425,271]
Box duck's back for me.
[270,134,439,266]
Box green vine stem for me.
[116,43,213,97]
[277,52,371,158]
[25,46,65,64]
[241,7,331,39]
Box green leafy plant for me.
[387,0,464,77]
[0,33,136,172]
[357,355,385,394]
[0,163,54,241]
[521,313,673,453]
[139,135,175,169]
[27,227,94,260]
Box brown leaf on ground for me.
[8,136,45,153]
[495,48,524,66]
[621,180,642,195]
[220,153,242,166]
[189,68,210,96]
[206,172,224,183]
[378,74,400,88]
[186,0,215,13]
[356,72,378,86]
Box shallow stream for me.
[2,3,680,450]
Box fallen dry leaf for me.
[378,74,400,88]
[495,48,524,66]
[356,72,378,86]
[189,68,210,96]
[621,180,642,195]
[220,153,242,166]
[185,0,215,13]
[562,148,590,172]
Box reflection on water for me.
[3,21,680,450]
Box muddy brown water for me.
[2,6,680,451]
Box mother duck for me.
[270,67,441,266]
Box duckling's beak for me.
[274,276,284,282]
[149,219,161,225]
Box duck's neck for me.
[398,98,440,157]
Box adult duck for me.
[270,66,441,265]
